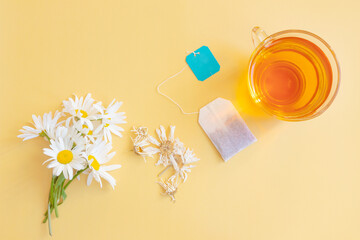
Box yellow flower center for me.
[134,145,144,154]
[160,140,174,156]
[75,109,88,118]
[57,150,73,164]
[89,155,100,171]
[104,114,111,120]
[105,124,110,127]
[82,125,93,135]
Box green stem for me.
[42,175,59,222]
[64,167,88,190]
[47,203,52,236]
[42,167,88,235]
[90,118,102,121]
[40,131,51,141]
[45,176,55,236]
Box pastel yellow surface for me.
[1,0,360,239]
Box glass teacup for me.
[248,27,340,121]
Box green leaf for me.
[62,189,67,200]
[55,174,65,188]
[54,191,58,218]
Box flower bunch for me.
[131,125,199,201]
[18,94,126,235]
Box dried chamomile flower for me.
[131,125,200,202]
[173,138,186,155]
[132,138,149,155]
[158,178,178,201]
[131,126,149,142]
[172,148,200,182]
[132,138,157,160]
[131,126,159,160]
[147,125,185,167]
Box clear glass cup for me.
[248,26,340,121]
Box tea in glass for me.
[248,28,340,121]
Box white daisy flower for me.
[18,111,62,141]
[83,140,121,189]
[63,94,99,130]
[64,124,88,147]
[73,120,101,143]
[158,178,178,201]
[147,125,183,168]
[43,130,86,179]
[94,99,126,143]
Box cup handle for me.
[251,26,268,47]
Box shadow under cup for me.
[248,28,340,121]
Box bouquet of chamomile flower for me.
[18,94,126,235]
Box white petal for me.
[143,147,160,155]
[53,166,59,176]
[169,125,175,141]
[63,167,68,179]
[87,173,93,186]
[71,161,85,170]
[43,148,56,157]
[67,165,73,180]
[83,119,94,130]
[47,161,58,169]
[158,125,167,142]
[101,164,121,171]
[56,165,64,176]
[169,155,179,172]
[147,135,160,146]
[18,134,38,141]
[98,171,116,189]
[32,115,41,129]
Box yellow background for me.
[1,0,359,239]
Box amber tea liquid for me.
[249,37,333,119]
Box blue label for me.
[185,46,220,81]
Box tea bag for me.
[157,46,257,162]
[199,98,257,162]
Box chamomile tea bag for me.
[199,98,257,162]
[157,46,257,162]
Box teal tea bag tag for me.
[186,46,220,81]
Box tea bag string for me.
[157,52,200,115]
[157,66,199,115]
